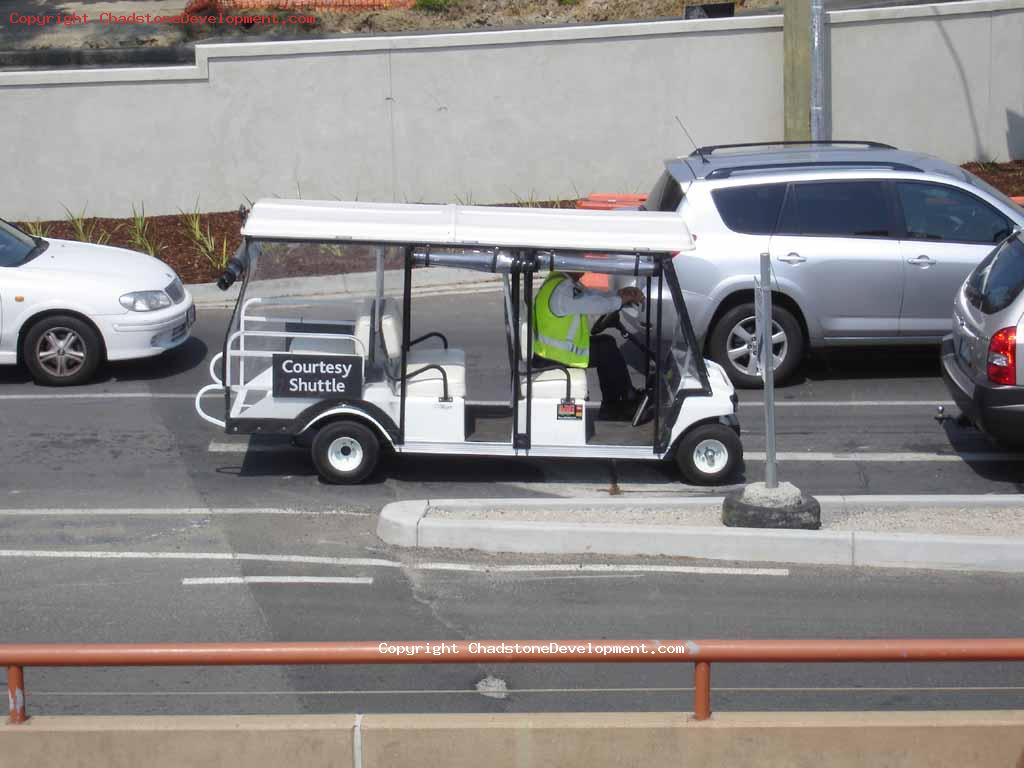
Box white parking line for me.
[739,400,954,408]
[182,576,374,586]
[29,685,1024,698]
[0,392,202,400]
[746,451,1024,463]
[0,549,402,568]
[0,508,370,517]
[0,549,788,578]
[209,441,287,454]
[209,439,1023,466]
[416,563,788,576]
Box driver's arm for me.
[549,280,623,317]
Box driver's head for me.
[565,271,584,283]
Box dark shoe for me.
[598,399,638,421]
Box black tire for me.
[708,302,804,388]
[311,421,380,484]
[22,314,102,386]
[675,422,743,486]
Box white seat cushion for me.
[408,348,465,367]
[405,362,466,399]
[520,366,588,400]
[288,336,357,355]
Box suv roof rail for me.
[691,140,897,158]
[705,160,922,179]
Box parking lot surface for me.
[1,290,1020,511]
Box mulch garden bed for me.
[962,160,1024,197]
[14,162,1023,285]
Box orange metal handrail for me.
[6,638,1024,725]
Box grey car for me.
[941,230,1024,447]
[619,141,1024,387]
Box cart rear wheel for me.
[675,423,742,486]
[311,421,380,484]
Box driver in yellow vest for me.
[533,271,645,419]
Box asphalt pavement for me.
[2,288,1024,718]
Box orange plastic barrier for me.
[1012,196,1024,208]
[575,193,648,211]
[574,193,648,286]
[7,637,1024,724]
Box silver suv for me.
[942,230,1024,447]
[623,141,1024,387]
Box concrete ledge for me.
[3,711,1024,768]
[0,715,356,768]
[377,496,1024,572]
[361,710,1024,768]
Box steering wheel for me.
[591,310,623,336]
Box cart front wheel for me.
[312,421,380,484]
[675,423,742,486]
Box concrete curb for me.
[376,496,1024,573]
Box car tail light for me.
[987,327,1017,385]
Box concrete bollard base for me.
[722,481,821,530]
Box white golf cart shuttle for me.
[195,199,742,485]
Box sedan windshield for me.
[0,220,41,267]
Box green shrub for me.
[415,0,451,12]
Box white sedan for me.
[0,219,196,386]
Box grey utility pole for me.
[757,252,778,489]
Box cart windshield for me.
[654,270,709,451]
[224,240,406,423]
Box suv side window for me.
[776,180,892,238]
[897,182,1013,244]
[711,184,786,235]
[965,235,1024,314]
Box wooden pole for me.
[784,0,811,141]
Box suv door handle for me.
[907,254,936,267]
[777,252,806,264]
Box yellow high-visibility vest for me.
[533,273,590,368]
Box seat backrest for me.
[379,299,403,366]
[354,297,402,382]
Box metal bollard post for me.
[693,662,712,720]
[759,252,778,489]
[7,665,26,724]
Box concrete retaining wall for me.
[1,0,1021,221]
[2,711,1023,767]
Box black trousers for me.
[531,334,632,402]
[588,333,633,402]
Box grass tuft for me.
[62,204,111,245]
[127,203,161,257]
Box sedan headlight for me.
[119,290,172,312]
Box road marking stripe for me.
[739,400,955,408]
[415,563,788,576]
[210,441,289,454]
[0,393,953,407]
[210,440,1024,465]
[29,685,1024,697]
[0,508,370,517]
[182,576,373,585]
[0,393,205,400]
[0,549,787,577]
[0,549,402,568]
[746,451,1024,462]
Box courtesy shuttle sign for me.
[272,354,363,399]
